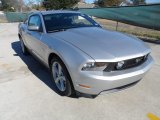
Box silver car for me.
[18,10,153,97]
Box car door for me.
[26,14,44,61]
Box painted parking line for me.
[147,113,160,120]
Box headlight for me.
[82,62,108,71]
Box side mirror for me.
[28,25,40,31]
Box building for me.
[73,0,95,8]
[119,0,133,6]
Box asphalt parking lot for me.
[0,23,160,120]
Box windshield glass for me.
[43,13,100,33]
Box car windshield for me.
[43,13,100,33]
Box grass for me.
[118,29,160,40]
[94,18,160,41]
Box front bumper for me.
[74,55,154,95]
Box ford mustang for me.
[18,10,153,97]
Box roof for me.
[31,10,81,15]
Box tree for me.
[26,0,44,10]
[43,0,79,10]
[96,0,123,7]
[0,0,9,11]
[130,0,146,5]
[0,0,24,12]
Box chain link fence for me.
[5,12,28,22]
[0,4,159,41]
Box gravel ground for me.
[0,23,160,120]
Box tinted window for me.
[43,13,100,33]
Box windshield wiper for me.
[48,29,66,33]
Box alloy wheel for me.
[52,62,66,91]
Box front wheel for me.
[51,57,74,96]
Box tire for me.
[20,37,29,55]
[50,57,75,96]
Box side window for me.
[28,15,43,31]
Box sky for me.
[24,0,160,4]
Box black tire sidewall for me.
[20,39,29,55]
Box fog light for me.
[116,61,124,70]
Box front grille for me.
[104,54,148,72]
[118,56,147,70]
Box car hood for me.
[50,27,150,62]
